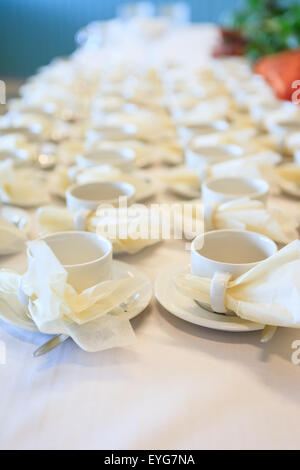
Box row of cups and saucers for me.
[0,223,295,355]
[0,167,299,353]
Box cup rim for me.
[191,229,277,268]
[35,231,113,268]
[66,180,136,204]
[202,176,269,199]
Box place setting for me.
[0,231,152,356]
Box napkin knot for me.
[73,209,91,231]
[210,272,232,314]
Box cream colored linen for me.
[0,159,49,206]
[2,240,150,351]
[169,197,297,244]
[36,205,161,254]
[174,240,300,328]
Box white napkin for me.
[0,159,49,207]
[276,164,300,197]
[207,197,297,244]
[276,164,300,184]
[284,132,300,155]
[0,111,52,136]
[0,216,27,254]
[161,152,281,193]
[173,96,233,126]
[13,240,149,351]
[169,197,296,244]
[190,127,258,148]
[202,152,281,185]
[160,167,199,187]
[36,205,161,254]
[174,240,300,328]
[0,133,38,163]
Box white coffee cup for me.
[185,144,243,170]
[21,231,112,295]
[76,148,136,173]
[178,120,229,147]
[66,181,136,212]
[191,229,277,313]
[202,176,269,230]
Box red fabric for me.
[254,49,300,102]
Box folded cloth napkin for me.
[0,216,27,254]
[0,159,49,206]
[207,151,281,182]
[284,132,300,155]
[169,197,297,244]
[276,164,300,184]
[190,127,258,148]
[0,133,39,163]
[173,96,234,126]
[0,111,52,136]
[160,167,199,187]
[161,152,281,189]
[205,197,297,244]
[276,164,300,197]
[1,240,150,351]
[174,240,300,328]
[36,205,161,254]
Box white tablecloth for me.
[1,26,300,451]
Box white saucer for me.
[1,207,31,235]
[4,196,49,209]
[155,264,263,333]
[51,172,159,202]
[0,260,152,333]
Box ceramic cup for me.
[17,232,113,301]
[76,148,136,173]
[42,231,112,291]
[178,120,229,147]
[191,229,277,314]
[66,181,136,212]
[202,176,269,230]
[185,144,243,171]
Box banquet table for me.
[1,25,300,451]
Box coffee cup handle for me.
[210,272,231,314]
